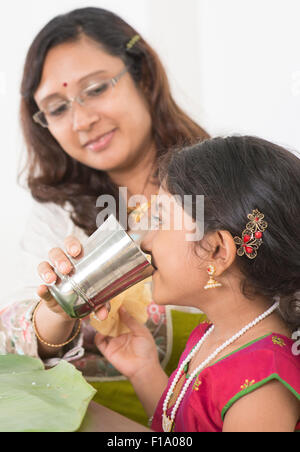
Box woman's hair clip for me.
[126,34,141,51]
[233,209,268,259]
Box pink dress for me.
[152,322,300,432]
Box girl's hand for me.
[94,307,159,380]
[37,235,110,321]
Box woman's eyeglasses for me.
[33,67,128,128]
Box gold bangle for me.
[32,302,82,349]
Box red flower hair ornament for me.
[233,209,268,259]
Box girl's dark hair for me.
[161,135,300,331]
[19,7,209,236]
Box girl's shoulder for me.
[205,331,300,427]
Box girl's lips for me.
[85,129,116,152]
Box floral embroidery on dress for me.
[0,300,39,357]
[272,336,286,347]
[147,301,166,326]
[193,376,202,391]
[19,313,33,344]
[240,379,256,390]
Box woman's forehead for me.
[34,38,122,101]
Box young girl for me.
[94,135,300,432]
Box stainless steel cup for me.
[47,215,154,318]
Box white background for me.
[0,0,299,303]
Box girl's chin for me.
[151,275,175,306]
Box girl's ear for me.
[208,230,237,275]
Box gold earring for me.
[204,265,222,290]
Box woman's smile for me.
[84,129,117,152]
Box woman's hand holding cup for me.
[37,235,110,321]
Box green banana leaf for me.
[0,355,96,432]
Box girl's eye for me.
[86,82,109,97]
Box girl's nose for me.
[140,229,154,256]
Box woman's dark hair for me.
[19,7,209,236]
[161,135,300,331]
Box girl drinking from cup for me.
[95,135,300,432]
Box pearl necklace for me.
[162,301,279,432]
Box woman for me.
[1,7,208,423]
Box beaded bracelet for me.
[32,302,82,348]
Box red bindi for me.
[63,83,68,87]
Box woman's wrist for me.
[33,300,77,357]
